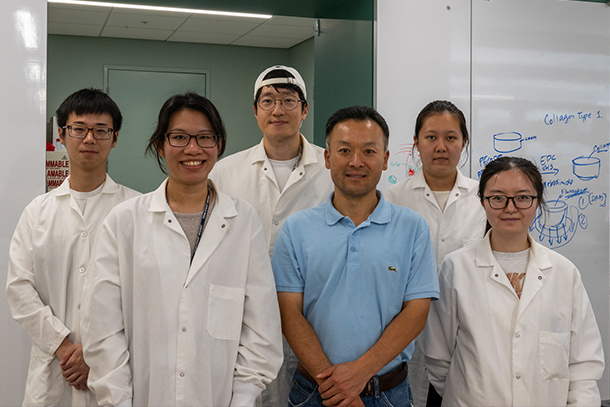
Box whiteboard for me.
[377,0,610,398]
[470,0,610,394]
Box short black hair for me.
[325,106,390,150]
[56,88,123,141]
[146,92,227,174]
[253,69,307,113]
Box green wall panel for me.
[313,18,374,146]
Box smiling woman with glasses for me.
[421,156,604,407]
[81,92,283,407]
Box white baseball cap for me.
[254,65,307,100]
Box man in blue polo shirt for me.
[272,105,439,407]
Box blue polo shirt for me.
[272,192,439,375]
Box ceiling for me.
[48,2,317,48]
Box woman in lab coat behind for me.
[81,93,283,407]
[384,100,486,406]
[421,156,604,406]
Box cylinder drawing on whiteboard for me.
[493,132,523,153]
[572,156,600,181]
[530,199,587,248]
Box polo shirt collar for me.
[324,191,391,226]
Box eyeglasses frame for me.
[165,132,219,148]
[256,96,305,111]
[484,195,539,210]
[62,124,115,140]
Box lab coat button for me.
[516,375,521,380]
[440,238,446,242]
[221,224,226,228]
[182,327,187,332]
[179,372,185,377]
[538,276,542,280]
[78,267,86,274]
[168,219,172,223]
[274,221,279,226]
[81,231,88,238]
[494,274,499,278]
[515,333,520,338]
[299,172,303,176]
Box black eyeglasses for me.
[63,124,114,140]
[165,132,218,148]
[484,195,538,209]
[257,96,304,111]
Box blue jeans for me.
[287,368,414,407]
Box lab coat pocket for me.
[207,284,246,341]
[539,331,570,380]
[23,345,64,405]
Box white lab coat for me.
[6,176,139,407]
[81,180,283,407]
[384,169,486,265]
[422,232,604,407]
[210,135,333,257]
[384,169,486,406]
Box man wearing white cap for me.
[210,66,333,406]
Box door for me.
[105,66,209,193]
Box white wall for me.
[0,0,46,404]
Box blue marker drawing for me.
[572,156,600,181]
[493,132,522,153]
[540,154,559,176]
[530,200,587,248]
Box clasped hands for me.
[56,340,90,391]
[316,361,371,407]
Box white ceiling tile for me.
[106,11,188,30]
[107,8,191,18]
[178,17,262,35]
[101,26,174,41]
[48,6,109,25]
[166,31,239,45]
[182,14,270,24]
[48,21,103,37]
[231,35,307,49]
[48,5,313,48]
[266,16,315,27]
[48,3,112,13]
[247,24,315,39]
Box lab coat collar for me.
[150,178,238,285]
[149,178,238,219]
[324,191,391,226]
[251,134,320,167]
[412,168,474,192]
[55,174,120,197]
[476,230,552,312]
[475,230,552,270]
